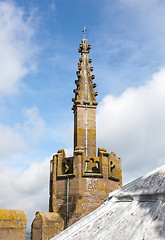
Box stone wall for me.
[0,209,27,240]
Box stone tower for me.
[48,30,122,234]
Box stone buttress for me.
[31,32,122,240]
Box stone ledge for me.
[0,209,26,229]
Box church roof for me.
[51,165,165,240]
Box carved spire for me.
[72,36,98,111]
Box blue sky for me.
[0,0,165,231]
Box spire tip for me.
[82,26,87,39]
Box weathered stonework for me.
[74,105,96,156]
[49,147,122,232]
[31,33,122,240]
[0,209,27,240]
[31,212,64,240]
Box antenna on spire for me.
[82,26,87,39]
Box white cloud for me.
[0,123,27,158]
[0,157,50,231]
[97,67,165,183]
[0,106,46,229]
[0,106,45,161]
[22,106,46,144]
[0,1,38,96]
[65,147,73,157]
[0,2,48,229]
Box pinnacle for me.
[72,39,98,111]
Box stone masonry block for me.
[0,209,27,240]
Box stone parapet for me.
[31,212,64,240]
[0,209,27,240]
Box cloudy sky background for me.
[0,0,165,230]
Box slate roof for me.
[51,165,165,240]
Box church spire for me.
[72,29,98,156]
[72,29,98,111]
